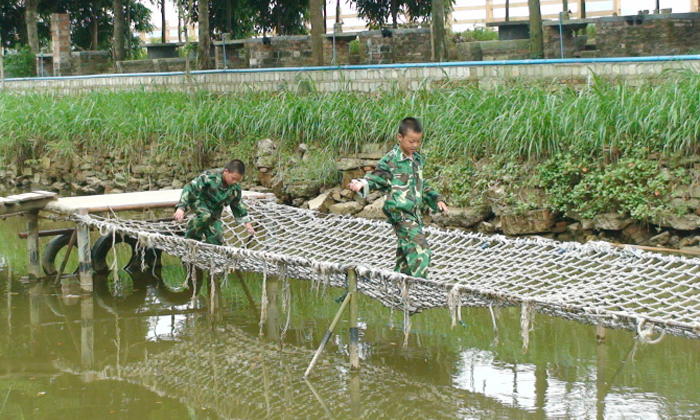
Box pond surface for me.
[1,216,699,420]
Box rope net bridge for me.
[74,197,700,341]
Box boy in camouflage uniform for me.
[173,159,255,245]
[349,118,448,279]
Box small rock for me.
[661,214,700,231]
[340,189,354,199]
[593,213,632,231]
[336,157,363,171]
[307,193,335,213]
[433,204,492,229]
[329,201,364,215]
[501,209,555,235]
[649,231,671,246]
[355,197,386,219]
[476,221,495,234]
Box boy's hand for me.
[348,179,363,192]
[244,222,256,236]
[173,208,185,221]
[437,201,448,214]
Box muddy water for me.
[1,217,699,420]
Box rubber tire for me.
[91,233,161,274]
[42,233,78,277]
[155,266,204,306]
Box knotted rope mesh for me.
[74,197,700,340]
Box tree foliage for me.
[178,0,308,38]
[0,0,151,54]
[351,0,444,28]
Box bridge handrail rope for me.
[70,197,700,341]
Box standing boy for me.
[348,117,448,279]
[173,159,255,245]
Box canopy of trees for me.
[0,0,152,52]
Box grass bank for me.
[0,70,698,221]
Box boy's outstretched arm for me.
[348,164,392,197]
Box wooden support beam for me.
[348,268,360,370]
[596,324,607,343]
[304,291,352,378]
[54,229,77,286]
[18,227,77,239]
[76,210,93,292]
[80,296,94,370]
[26,210,41,279]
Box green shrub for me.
[3,46,35,78]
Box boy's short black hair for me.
[225,159,246,175]
[399,117,423,136]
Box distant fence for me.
[3,55,700,95]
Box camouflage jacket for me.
[175,170,250,224]
[360,145,442,225]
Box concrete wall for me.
[4,57,700,95]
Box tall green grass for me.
[0,70,698,167]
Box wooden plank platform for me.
[44,189,273,214]
[0,191,57,216]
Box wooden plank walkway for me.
[44,189,272,214]
[0,191,57,216]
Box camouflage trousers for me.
[186,209,224,245]
[391,219,432,279]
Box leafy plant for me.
[3,46,35,78]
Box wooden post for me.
[80,294,94,371]
[595,331,608,420]
[350,372,361,417]
[76,210,93,292]
[304,291,351,378]
[692,0,700,12]
[348,268,360,370]
[26,210,41,279]
[596,324,606,343]
[265,275,281,341]
[486,0,494,23]
[54,228,77,286]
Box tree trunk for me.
[580,0,586,18]
[528,0,544,59]
[432,0,446,62]
[25,0,40,54]
[505,0,510,21]
[391,0,398,28]
[92,15,99,50]
[226,0,232,33]
[126,0,132,57]
[113,0,125,61]
[310,0,325,66]
[197,0,211,69]
[161,0,166,43]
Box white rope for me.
[69,197,700,341]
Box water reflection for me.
[1,245,700,418]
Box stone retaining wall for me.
[596,13,700,57]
